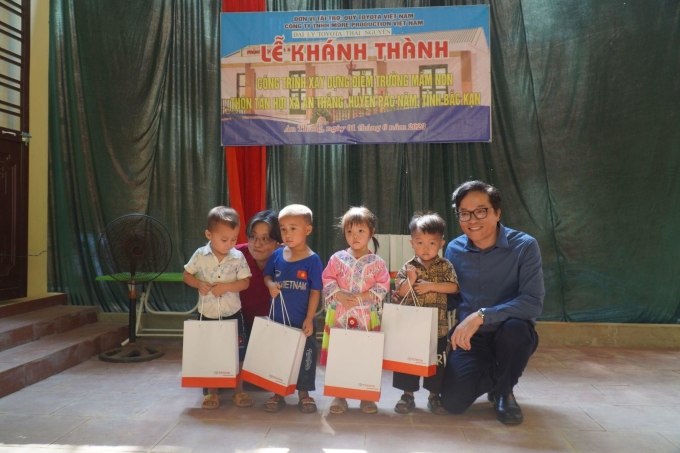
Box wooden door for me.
[0,0,30,300]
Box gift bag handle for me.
[198,291,223,324]
[344,305,371,333]
[398,275,420,307]
[269,291,293,327]
[333,293,374,330]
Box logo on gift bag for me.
[347,317,358,328]
[407,356,425,364]
[214,371,234,376]
[269,374,284,384]
[358,382,377,390]
[297,270,308,280]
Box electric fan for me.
[97,214,172,362]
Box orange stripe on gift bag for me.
[181,375,239,388]
[241,369,297,396]
[383,359,437,377]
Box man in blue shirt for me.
[440,180,544,424]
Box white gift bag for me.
[381,279,438,377]
[242,294,306,396]
[324,307,385,402]
[181,316,239,388]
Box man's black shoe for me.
[494,393,523,425]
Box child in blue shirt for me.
[264,204,323,414]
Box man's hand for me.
[450,312,484,351]
[198,281,214,296]
[301,317,314,337]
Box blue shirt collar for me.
[464,222,509,251]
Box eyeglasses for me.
[248,236,273,245]
[456,207,491,222]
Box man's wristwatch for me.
[477,308,485,323]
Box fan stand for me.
[99,284,165,363]
[97,214,172,363]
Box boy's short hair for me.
[279,204,313,224]
[207,206,240,231]
[409,212,446,237]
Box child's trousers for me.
[392,336,447,394]
[295,325,318,392]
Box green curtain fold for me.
[49,0,680,323]
[49,0,225,311]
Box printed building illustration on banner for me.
[220,7,491,145]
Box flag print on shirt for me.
[297,270,308,280]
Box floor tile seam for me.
[519,399,621,407]
[146,418,181,453]
[553,364,663,372]
[658,431,680,449]
[58,379,162,390]
[530,366,556,385]
[595,384,680,398]
[167,417,262,425]
[580,404,677,413]
[518,382,613,391]
[555,429,580,452]
[583,426,680,433]
[250,423,275,451]
[576,405,680,431]
[133,415,204,422]
[0,387,86,415]
[412,422,503,429]
[312,420,415,426]
[47,414,92,447]
[36,392,82,416]
[572,404,607,432]
[57,371,169,378]
[570,402,680,407]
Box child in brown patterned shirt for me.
[393,212,459,415]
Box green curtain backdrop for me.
[49,0,226,312]
[49,0,680,323]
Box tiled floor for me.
[0,340,679,452]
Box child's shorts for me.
[197,310,248,362]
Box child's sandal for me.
[201,394,220,410]
[427,395,449,415]
[360,400,378,414]
[329,397,348,414]
[298,396,317,414]
[394,393,415,414]
[231,392,254,408]
[264,395,286,413]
